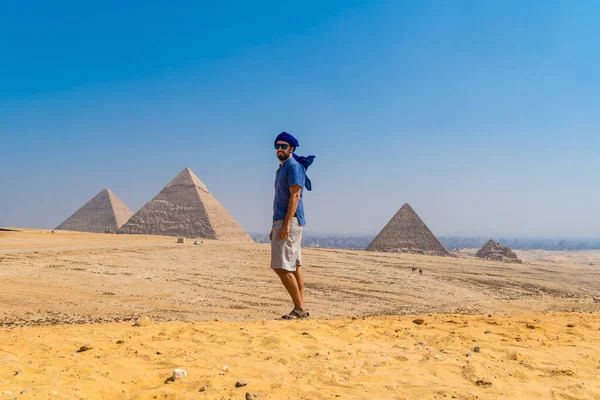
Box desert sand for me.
[1,229,600,399]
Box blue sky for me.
[1,0,599,237]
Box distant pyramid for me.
[56,189,133,233]
[120,168,253,241]
[476,239,522,263]
[366,203,450,256]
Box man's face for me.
[275,141,294,161]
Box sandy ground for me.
[1,313,599,399]
[1,229,600,398]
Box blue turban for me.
[275,132,299,149]
[274,131,315,191]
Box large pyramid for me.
[56,189,133,233]
[120,168,253,242]
[366,203,450,256]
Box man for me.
[270,132,314,320]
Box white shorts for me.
[271,218,303,272]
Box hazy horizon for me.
[2,1,599,238]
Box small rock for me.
[134,317,152,327]
[172,369,187,381]
[466,352,472,357]
[222,366,229,371]
[484,330,492,334]
[14,369,23,375]
[199,386,207,392]
[473,347,480,353]
[116,340,125,344]
[412,319,425,325]
[475,379,492,387]
[434,355,441,360]
[567,323,575,328]
[156,351,162,355]
[235,380,248,388]
[78,343,94,352]
[519,360,525,364]
[416,341,425,346]
[245,393,259,400]
[20,389,29,394]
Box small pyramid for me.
[120,168,253,241]
[56,189,133,233]
[366,203,450,256]
[476,239,522,263]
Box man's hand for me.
[279,220,291,240]
[269,229,273,241]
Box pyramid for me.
[120,168,253,242]
[476,239,522,263]
[56,189,133,233]
[366,203,450,256]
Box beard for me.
[277,151,290,160]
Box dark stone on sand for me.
[199,386,207,392]
[116,340,124,344]
[466,352,472,357]
[567,323,575,328]
[473,347,480,353]
[235,380,247,388]
[412,319,425,325]
[484,330,492,334]
[78,343,94,352]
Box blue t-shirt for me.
[273,157,306,226]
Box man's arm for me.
[279,184,302,240]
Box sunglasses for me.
[274,143,290,150]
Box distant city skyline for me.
[1,1,599,237]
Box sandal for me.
[280,308,310,320]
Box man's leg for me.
[274,268,304,310]
[292,266,304,305]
